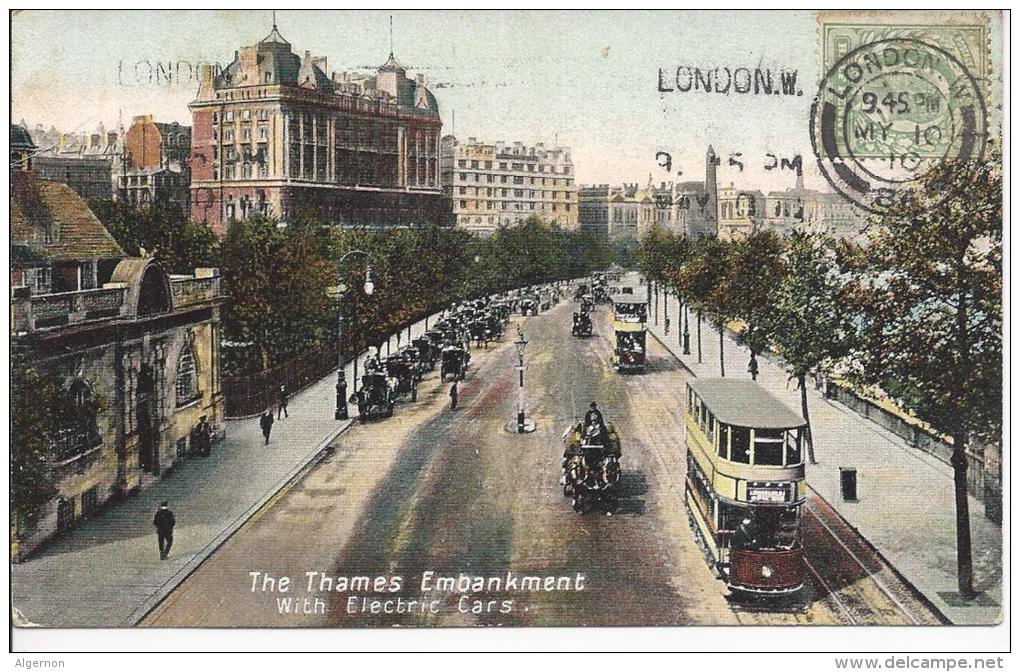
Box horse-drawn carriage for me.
[571,310,593,338]
[354,371,396,421]
[412,336,438,371]
[441,345,468,381]
[561,414,622,514]
[385,355,419,401]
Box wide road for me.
[144,298,940,627]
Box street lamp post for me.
[509,327,536,433]
[334,250,374,421]
[682,300,691,355]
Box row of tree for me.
[638,154,1002,597]
[85,204,621,375]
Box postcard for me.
[9,8,1005,648]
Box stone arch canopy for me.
[111,258,173,317]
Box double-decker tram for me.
[683,379,807,594]
[610,287,648,373]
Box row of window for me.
[457,186,574,200]
[688,388,803,467]
[458,200,572,212]
[218,126,270,143]
[455,158,571,174]
[454,172,574,188]
[213,109,271,123]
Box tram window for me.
[717,501,745,532]
[707,411,716,443]
[699,402,708,433]
[718,424,730,458]
[786,429,803,464]
[687,389,696,418]
[758,507,800,550]
[753,429,785,466]
[730,427,750,463]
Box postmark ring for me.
[810,37,987,216]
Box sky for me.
[10,9,1003,193]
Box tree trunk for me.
[951,437,975,596]
[654,283,659,325]
[951,257,975,596]
[800,374,817,464]
[718,326,725,377]
[696,310,703,363]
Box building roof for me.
[11,123,35,149]
[688,379,807,429]
[11,175,125,260]
[259,23,290,47]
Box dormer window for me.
[264,72,272,83]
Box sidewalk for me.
[10,304,450,628]
[648,290,1002,625]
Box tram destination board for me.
[8,7,1004,654]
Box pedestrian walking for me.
[260,409,274,445]
[153,501,175,560]
[278,384,289,419]
[192,416,212,456]
[449,381,458,410]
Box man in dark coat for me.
[193,416,211,456]
[153,501,176,560]
[260,410,274,446]
[278,384,289,419]
[449,381,459,410]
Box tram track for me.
[799,491,946,625]
[727,491,945,626]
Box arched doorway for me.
[137,364,159,475]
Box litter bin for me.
[839,467,858,502]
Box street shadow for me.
[644,356,687,374]
[615,470,647,515]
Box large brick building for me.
[189,23,448,234]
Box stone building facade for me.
[441,136,578,234]
[582,146,718,242]
[718,171,868,241]
[11,166,225,560]
[578,184,610,237]
[189,24,447,234]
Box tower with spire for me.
[703,145,719,237]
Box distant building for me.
[584,146,718,242]
[189,22,447,234]
[33,156,114,202]
[119,115,192,212]
[763,174,868,239]
[26,122,122,199]
[578,184,610,237]
[717,184,765,241]
[441,136,578,235]
[120,166,192,212]
[10,163,226,560]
